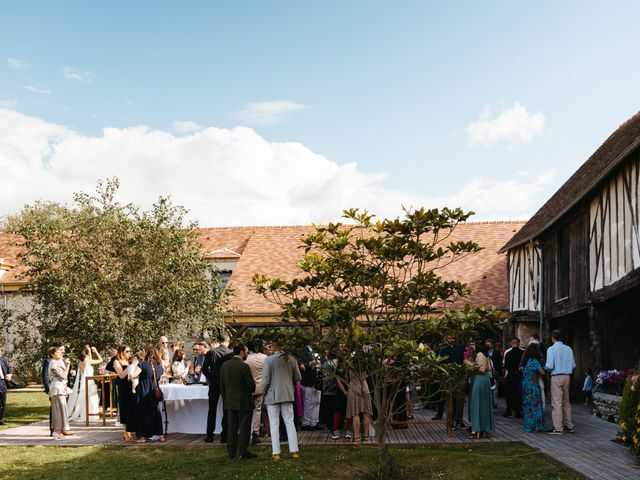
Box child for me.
[583,368,593,406]
[128,352,143,394]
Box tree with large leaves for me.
[253,208,503,480]
[6,178,230,361]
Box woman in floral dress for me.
[521,342,545,433]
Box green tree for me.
[253,208,502,480]
[10,178,231,357]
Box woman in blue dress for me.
[521,342,545,433]
[131,345,165,443]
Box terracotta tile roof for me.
[501,111,640,252]
[0,233,27,285]
[228,222,525,315]
[0,221,524,315]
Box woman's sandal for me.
[361,436,369,442]
[466,432,481,439]
[159,436,166,443]
[136,438,148,444]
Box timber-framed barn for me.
[501,111,640,385]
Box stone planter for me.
[592,391,622,423]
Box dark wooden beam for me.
[589,267,640,304]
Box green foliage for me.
[252,207,503,479]
[619,372,640,460]
[10,178,231,356]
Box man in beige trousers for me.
[544,330,576,435]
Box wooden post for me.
[85,376,89,426]
[446,392,453,437]
[100,376,106,426]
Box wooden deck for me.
[0,401,637,479]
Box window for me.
[218,270,232,290]
[556,227,570,300]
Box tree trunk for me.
[373,382,393,480]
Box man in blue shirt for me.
[544,330,576,434]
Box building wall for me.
[589,152,640,292]
[508,244,541,312]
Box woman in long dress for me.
[521,342,545,433]
[113,345,134,441]
[130,345,165,443]
[465,343,495,439]
[67,345,103,422]
[343,370,372,442]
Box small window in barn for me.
[218,270,232,290]
[556,227,570,300]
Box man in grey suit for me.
[262,339,302,461]
[220,343,257,459]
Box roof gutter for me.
[500,135,640,253]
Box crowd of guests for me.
[33,327,577,454]
[443,329,577,438]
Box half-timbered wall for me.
[508,244,541,311]
[589,154,640,291]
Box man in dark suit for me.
[0,346,14,425]
[503,337,524,418]
[220,343,256,459]
[203,332,232,443]
[433,335,467,428]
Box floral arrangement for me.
[463,344,475,361]
[618,372,640,463]
[597,369,629,385]
[98,366,106,375]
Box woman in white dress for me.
[67,345,103,422]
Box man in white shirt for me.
[545,330,576,434]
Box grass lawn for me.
[0,391,50,431]
[0,392,581,479]
[0,443,581,480]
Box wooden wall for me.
[542,208,590,319]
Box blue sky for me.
[1,1,640,226]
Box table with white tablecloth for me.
[160,384,223,434]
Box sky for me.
[1,1,640,227]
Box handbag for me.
[152,363,164,401]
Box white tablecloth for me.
[160,384,223,434]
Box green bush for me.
[619,371,640,461]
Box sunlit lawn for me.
[0,391,50,431]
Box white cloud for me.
[172,120,204,134]
[232,100,307,126]
[124,98,135,106]
[466,103,545,147]
[0,108,554,226]
[63,65,94,82]
[0,99,18,108]
[25,85,52,95]
[7,58,28,70]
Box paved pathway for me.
[0,401,637,479]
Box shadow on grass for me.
[0,443,584,480]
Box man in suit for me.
[502,337,524,418]
[203,332,232,443]
[262,338,302,460]
[0,346,14,425]
[245,340,268,443]
[220,343,256,459]
[191,342,207,383]
[433,335,467,428]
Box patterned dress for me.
[522,358,544,432]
